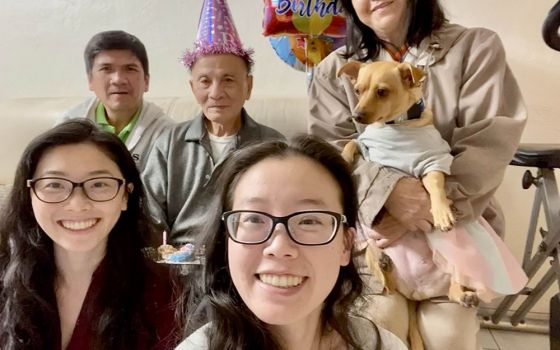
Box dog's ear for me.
[397,63,425,88]
[337,61,362,84]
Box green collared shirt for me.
[95,103,142,143]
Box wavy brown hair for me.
[0,120,158,349]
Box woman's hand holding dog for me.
[384,177,433,233]
[369,214,409,248]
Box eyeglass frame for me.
[221,210,348,246]
[27,176,125,203]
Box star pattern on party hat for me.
[182,0,254,68]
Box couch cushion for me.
[0,96,310,185]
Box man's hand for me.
[384,177,433,233]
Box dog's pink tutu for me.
[427,218,528,302]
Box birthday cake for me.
[158,243,195,263]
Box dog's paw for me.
[449,283,479,308]
[378,252,393,272]
[341,150,354,163]
[459,291,479,308]
[431,201,456,231]
[341,141,357,164]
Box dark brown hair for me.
[181,135,364,349]
[84,30,149,75]
[340,0,447,61]
[0,120,158,349]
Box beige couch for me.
[0,96,310,206]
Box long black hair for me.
[182,135,364,349]
[340,0,447,61]
[0,120,158,349]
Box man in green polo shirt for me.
[95,101,141,143]
[59,30,173,170]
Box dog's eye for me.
[354,88,361,96]
[377,88,388,97]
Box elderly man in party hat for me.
[142,0,284,245]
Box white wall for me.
[0,0,309,100]
[1,0,559,315]
[2,0,560,135]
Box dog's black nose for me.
[351,112,363,122]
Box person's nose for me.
[64,187,92,211]
[262,223,299,259]
[208,81,224,99]
[110,70,127,85]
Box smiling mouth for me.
[373,1,393,11]
[59,219,99,231]
[258,274,305,288]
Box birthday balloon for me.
[269,34,345,71]
[263,0,346,37]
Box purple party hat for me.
[182,0,254,68]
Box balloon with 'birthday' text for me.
[263,0,346,37]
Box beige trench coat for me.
[308,23,527,238]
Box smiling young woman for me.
[175,136,407,350]
[0,120,179,350]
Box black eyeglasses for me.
[222,210,347,246]
[27,177,125,203]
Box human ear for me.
[144,74,150,92]
[245,74,253,100]
[87,73,94,91]
[340,227,355,266]
[121,183,134,211]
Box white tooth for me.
[259,274,304,288]
[61,219,97,230]
[289,276,297,286]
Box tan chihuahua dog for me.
[338,61,469,350]
[339,60,455,231]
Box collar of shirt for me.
[95,102,142,143]
[384,43,409,62]
[184,107,260,143]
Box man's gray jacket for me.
[142,109,285,244]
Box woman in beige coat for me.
[308,0,527,349]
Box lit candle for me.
[163,230,167,246]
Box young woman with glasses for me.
[0,120,178,349]
[175,136,407,349]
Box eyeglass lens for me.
[32,178,121,202]
[226,211,339,245]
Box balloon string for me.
[305,37,314,91]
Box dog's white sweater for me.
[357,124,453,177]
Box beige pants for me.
[355,249,481,350]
